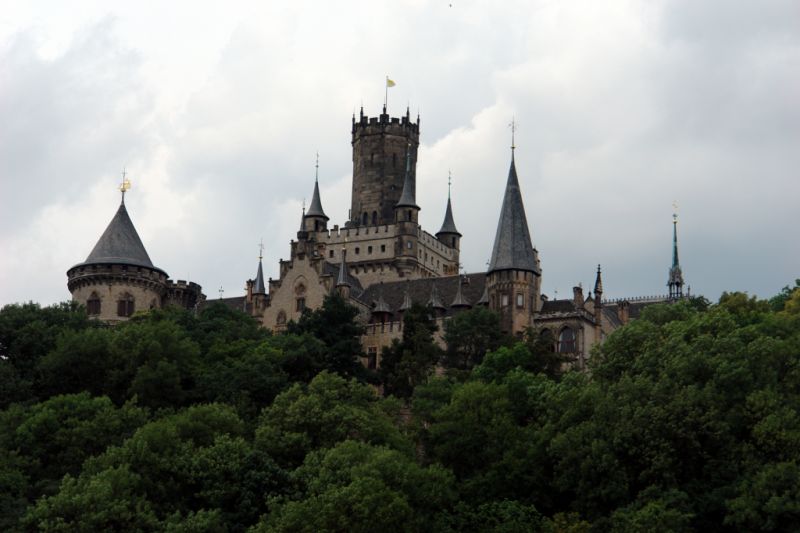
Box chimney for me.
[573,285,584,309]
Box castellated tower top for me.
[350,107,420,227]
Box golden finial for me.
[119,168,131,203]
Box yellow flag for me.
[386,78,396,87]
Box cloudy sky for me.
[1,0,798,307]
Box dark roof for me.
[306,179,328,220]
[540,299,578,314]
[372,284,391,313]
[436,196,460,236]
[427,282,446,310]
[75,201,165,275]
[488,156,539,274]
[322,259,364,296]
[359,273,486,318]
[199,296,247,313]
[451,276,471,307]
[395,149,419,209]
[254,259,266,294]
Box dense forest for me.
[1,281,799,532]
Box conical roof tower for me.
[668,212,685,300]
[488,150,539,274]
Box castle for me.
[67,106,687,368]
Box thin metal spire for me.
[315,151,319,183]
[118,168,131,205]
[448,170,452,199]
[509,117,516,157]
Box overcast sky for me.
[1,0,798,307]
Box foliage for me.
[442,307,510,374]
[379,302,443,398]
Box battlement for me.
[602,295,669,304]
[351,108,420,137]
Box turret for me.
[427,281,446,317]
[451,274,471,311]
[304,154,329,233]
[67,179,171,323]
[393,144,421,277]
[593,265,603,341]
[351,106,420,226]
[485,132,541,335]
[371,282,392,323]
[436,174,461,259]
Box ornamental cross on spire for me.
[118,168,131,204]
[258,239,264,261]
[672,201,678,223]
[509,117,517,152]
[315,151,319,182]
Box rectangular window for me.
[355,247,360,255]
[296,298,306,312]
[501,294,509,307]
[329,250,334,258]
[368,246,373,254]
[516,293,524,308]
[367,347,378,370]
[381,245,386,252]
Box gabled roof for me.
[77,201,164,274]
[436,196,460,237]
[488,155,539,274]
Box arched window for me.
[86,292,101,315]
[558,327,576,353]
[117,293,134,317]
[407,210,412,221]
[277,310,287,325]
[362,212,368,226]
[371,211,378,225]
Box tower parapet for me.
[350,107,420,227]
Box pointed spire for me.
[336,247,350,288]
[305,152,329,220]
[668,209,685,299]
[427,282,446,310]
[400,280,413,311]
[477,282,489,306]
[594,264,603,296]
[254,241,266,294]
[373,282,391,314]
[436,171,461,238]
[395,142,419,209]
[451,275,471,309]
[488,147,539,274]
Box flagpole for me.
[384,76,388,112]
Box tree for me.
[769,279,800,312]
[287,293,366,379]
[443,307,510,374]
[379,303,442,398]
[256,440,456,533]
[254,371,411,468]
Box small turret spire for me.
[400,280,413,312]
[254,239,266,294]
[436,172,461,239]
[594,264,603,296]
[427,282,445,311]
[451,273,471,309]
[306,154,329,222]
[395,142,419,209]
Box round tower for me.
[67,185,169,324]
[350,106,420,227]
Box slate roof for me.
[254,259,266,294]
[306,179,328,220]
[436,197,460,236]
[395,149,419,209]
[540,299,578,314]
[322,259,364,296]
[488,155,539,274]
[199,297,247,313]
[359,273,486,318]
[75,201,166,275]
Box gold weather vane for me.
[119,168,132,203]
